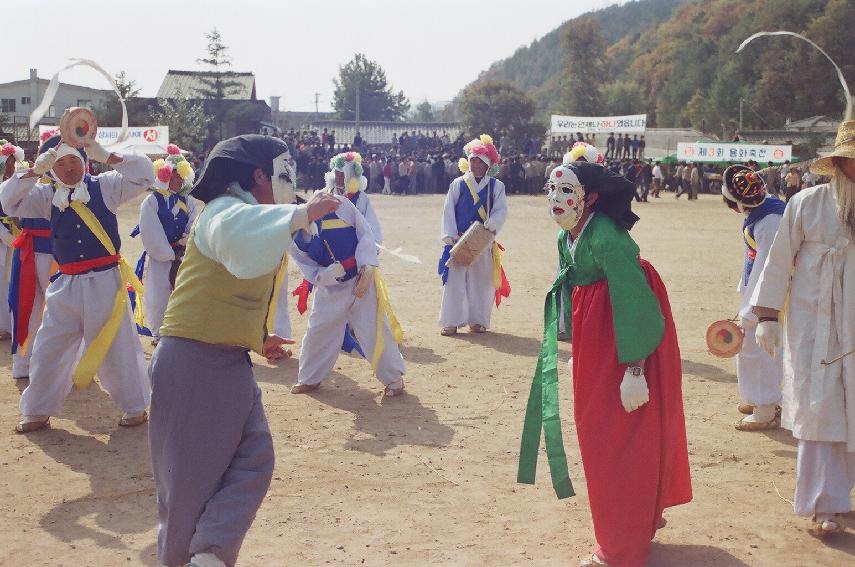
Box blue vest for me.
[153,191,190,244]
[742,195,786,286]
[20,217,52,254]
[454,177,495,235]
[50,175,121,271]
[294,212,359,281]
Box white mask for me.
[272,150,297,204]
[546,165,586,231]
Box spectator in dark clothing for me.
[638,135,646,160]
[510,157,525,194]
[352,131,363,150]
[606,132,615,159]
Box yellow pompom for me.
[176,161,193,179]
[346,177,360,194]
[353,152,362,164]
[479,134,493,146]
[16,160,30,171]
[152,159,165,173]
[568,146,586,162]
[458,157,469,173]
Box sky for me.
[4,0,623,112]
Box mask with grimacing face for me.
[272,149,297,204]
[546,165,586,231]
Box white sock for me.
[743,404,777,423]
[190,553,226,567]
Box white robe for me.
[737,212,784,407]
[751,183,855,448]
[138,192,199,337]
[438,175,507,328]
[0,226,14,334]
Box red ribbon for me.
[11,228,51,348]
[292,278,312,315]
[59,254,121,275]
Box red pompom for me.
[1,144,14,157]
[555,170,563,178]
[157,165,173,183]
[40,128,60,144]
[166,143,181,155]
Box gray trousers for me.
[149,337,274,567]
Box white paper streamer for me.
[378,244,422,264]
[737,31,852,121]
[29,58,128,145]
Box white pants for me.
[142,257,174,338]
[383,176,392,195]
[19,267,150,417]
[297,278,405,387]
[736,322,783,407]
[11,253,53,378]
[0,245,13,333]
[439,247,495,328]
[271,270,291,339]
[794,440,855,517]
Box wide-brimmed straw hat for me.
[811,120,855,176]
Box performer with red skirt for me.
[518,160,692,566]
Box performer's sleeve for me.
[185,197,200,234]
[288,237,323,284]
[489,179,508,234]
[195,197,310,279]
[739,213,781,320]
[750,200,802,311]
[360,196,383,244]
[593,223,664,364]
[139,195,176,263]
[441,181,460,241]
[98,153,156,212]
[0,174,52,219]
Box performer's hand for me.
[354,265,375,298]
[263,334,294,362]
[306,191,341,222]
[483,219,496,233]
[317,261,346,286]
[442,236,457,246]
[620,368,649,412]
[33,148,57,175]
[755,320,781,357]
[83,140,113,164]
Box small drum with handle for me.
[449,176,495,267]
[59,107,98,149]
[706,319,744,358]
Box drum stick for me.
[322,239,345,282]
[821,348,855,366]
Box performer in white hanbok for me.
[721,165,785,431]
[325,151,383,243]
[438,134,509,335]
[750,120,855,537]
[134,144,198,342]
[0,140,28,343]
[290,159,405,396]
[0,132,153,432]
[2,137,54,380]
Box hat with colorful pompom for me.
[327,151,367,194]
[152,143,194,195]
[564,142,604,165]
[458,134,501,178]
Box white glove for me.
[620,368,650,413]
[33,148,57,175]
[483,219,496,233]
[83,140,112,163]
[755,320,781,357]
[442,236,457,246]
[316,262,346,286]
[354,265,375,298]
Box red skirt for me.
[572,259,692,567]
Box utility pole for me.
[354,78,361,132]
[739,98,744,132]
[313,92,319,115]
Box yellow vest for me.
[160,226,276,354]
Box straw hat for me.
[811,119,855,176]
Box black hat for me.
[193,134,289,202]
[566,162,639,230]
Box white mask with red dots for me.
[546,165,586,231]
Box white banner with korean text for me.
[550,114,647,134]
[676,142,791,163]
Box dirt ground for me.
[1,191,853,567]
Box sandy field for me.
[0,191,853,567]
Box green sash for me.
[517,260,575,499]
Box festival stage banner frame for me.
[676,142,792,163]
[550,114,647,134]
[39,125,169,148]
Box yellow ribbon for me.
[491,241,503,290]
[463,174,488,222]
[154,188,189,213]
[266,254,289,332]
[68,200,144,389]
[370,268,403,372]
[320,218,351,230]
